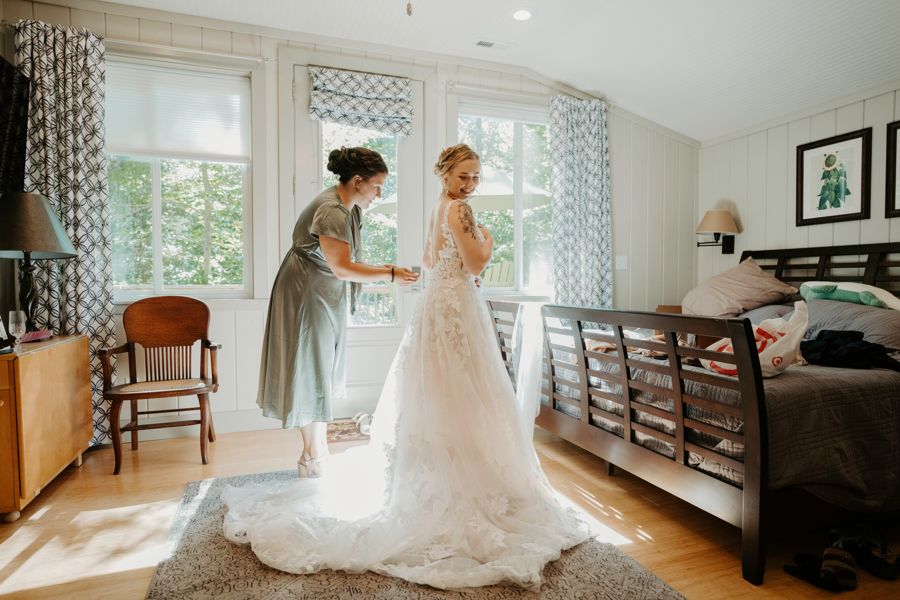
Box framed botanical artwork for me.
[887,120,900,218]
[796,127,871,226]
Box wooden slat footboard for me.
[536,305,768,584]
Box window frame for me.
[107,153,252,302]
[450,95,552,298]
[317,120,402,328]
[105,53,261,304]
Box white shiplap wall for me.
[609,110,698,309]
[2,0,699,437]
[698,85,900,283]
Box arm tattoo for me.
[458,202,478,240]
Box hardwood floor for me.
[0,427,897,599]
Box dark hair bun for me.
[326,146,388,183]
[327,148,351,178]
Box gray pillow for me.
[738,303,795,323]
[805,299,900,349]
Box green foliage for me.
[459,115,553,290]
[161,160,245,286]
[108,156,246,290]
[108,157,153,287]
[478,210,514,264]
[818,161,851,210]
[360,212,397,265]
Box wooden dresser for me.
[0,335,92,522]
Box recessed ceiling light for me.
[512,9,532,21]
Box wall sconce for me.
[696,209,739,254]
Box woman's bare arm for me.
[447,202,493,275]
[422,212,434,270]
[320,236,417,284]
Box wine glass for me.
[8,311,26,353]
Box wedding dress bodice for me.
[426,199,482,283]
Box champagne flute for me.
[8,311,26,353]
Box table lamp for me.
[0,192,77,332]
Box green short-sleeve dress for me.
[257,186,362,428]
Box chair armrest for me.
[97,344,129,391]
[204,340,221,386]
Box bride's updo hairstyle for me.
[433,144,480,179]
[327,147,388,183]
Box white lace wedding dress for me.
[223,199,593,590]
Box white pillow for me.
[682,258,798,317]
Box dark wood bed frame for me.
[487,242,900,585]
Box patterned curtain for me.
[308,66,413,135]
[549,96,613,308]
[15,20,115,445]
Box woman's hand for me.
[477,225,492,242]
[386,264,420,286]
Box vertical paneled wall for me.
[608,110,699,310]
[698,87,900,283]
[3,0,701,436]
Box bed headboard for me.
[741,242,900,295]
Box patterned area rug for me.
[146,471,685,599]
[327,418,369,443]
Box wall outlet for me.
[615,255,628,270]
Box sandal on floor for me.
[784,548,858,592]
[297,453,322,478]
[843,539,899,580]
[356,414,372,435]
[820,547,858,590]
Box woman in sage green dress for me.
[258,147,419,476]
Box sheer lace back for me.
[427,199,482,282]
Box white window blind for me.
[105,61,251,162]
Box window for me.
[105,60,251,298]
[457,105,552,295]
[320,122,399,326]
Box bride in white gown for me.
[222,144,593,590]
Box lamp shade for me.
[0,192,76,259]
[695,209,739,234]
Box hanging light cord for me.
[407,1,413,16]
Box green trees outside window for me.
[109,156,246,293]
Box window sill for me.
[481,290,552,303]
[112,293,267,314]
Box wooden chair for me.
[481,261,514,287]
[98,296,220,475]
[486,299,520,384]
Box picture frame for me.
[796,127,871,226]
[887,120,900,218]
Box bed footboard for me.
[537,305,768,584]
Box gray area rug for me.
[146,471,685,599]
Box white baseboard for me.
[99,403,380,445]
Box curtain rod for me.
[105,39,268,66]
[446,81,551,102]
[446,80,608,106]
[308,63,412,81]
